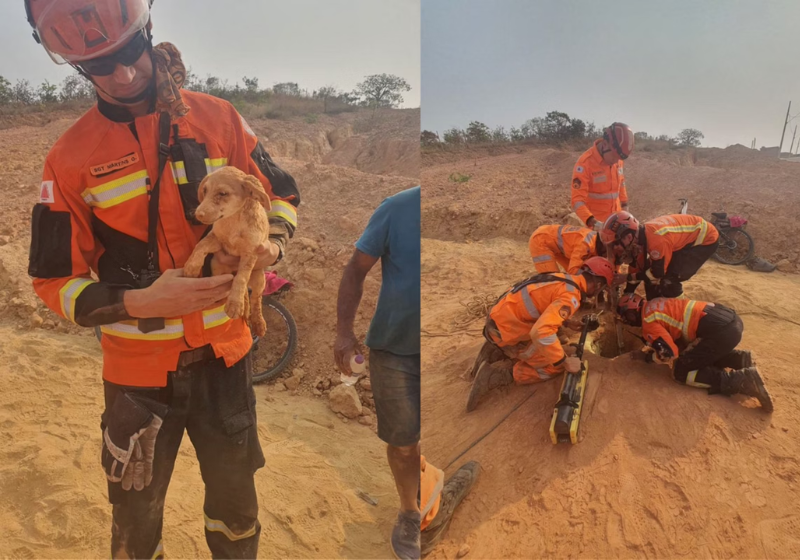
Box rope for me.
[452,294,495,328]
[444,389,537,470]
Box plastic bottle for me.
[340,353,365,386]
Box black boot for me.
[466,361,514,412]
[421,461,481,557]
[659,278,684,298]
[720,367,773,412]
[714,349,753,370]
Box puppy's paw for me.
[225,298,246,320]
[250,315,267,337]
[183,259,204,278]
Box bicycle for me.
[677,198,755,265]
[94,271,298,384]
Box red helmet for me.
[618,293,644,314]
[603,122,635,159]
[26,0,152,63]
[600,211,640,245]
[580,256,614,287]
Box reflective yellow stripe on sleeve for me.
[82,169,149,209]
[268,199,298,228]
[59,278,95,322]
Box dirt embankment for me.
[0,104,418,558]
[422,144,800,271]
[420,146,800,558]
[255,108,420,178]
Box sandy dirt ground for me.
[0,107,418,558]
[420,146,800,559]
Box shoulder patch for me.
[39,181,54,204]
[650,250,661,259]
[576,165,584,174]
[559,305,571,320]
[572,178,581,189]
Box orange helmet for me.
[580,256,614,287]
[603,122,635,159]
[26,0,152,63]
[618,293,644,326]
[600,211,639,245]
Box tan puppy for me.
[183,166,271,336]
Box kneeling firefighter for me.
[617,294,772,411]
[467,257,613,411]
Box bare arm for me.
[334,249,379,373]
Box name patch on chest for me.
[90,153,140,176]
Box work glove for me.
[564,356,582,373]
[592,220,603,232]
[102,393,168,491]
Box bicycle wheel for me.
[713,228,755,265]
[251,296,298,384]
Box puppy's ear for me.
[242,175,272,210]
[198,175,209,203]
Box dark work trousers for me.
[672,304,743,392]
[101,347,265,559]
[659,240,720,297]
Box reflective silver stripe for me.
[420,465,445,518]
[572,201,586,211]
[150,541,164,560]
[171,164,188,184]
[536,368,553,380]
[204,514,257,541]
[686,370,711,388]
[539,334,558,346]
[83,176,148,206]
[557,225,565,254]
[60,278,94,322]
[519,343,536,360]
[532,255,553,263]
[584,231,596,245]
[519,288,540,320]
[588,192,619,200]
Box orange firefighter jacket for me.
[529,224,601,273]
[629,215,719,279]
[570,140,628,226]
[489,273,586,366]
[29,90,300,387]
[641,298,710,358]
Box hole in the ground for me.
[578,314,644,358]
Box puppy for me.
[183,166,271,336]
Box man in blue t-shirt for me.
[335,186,421,558]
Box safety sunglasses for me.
[77,32,148,77]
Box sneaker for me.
[421,461,481,556]
[391,510,421,560]
[466,361,513,412]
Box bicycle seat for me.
[711,212,727,220]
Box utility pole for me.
[791,125,798,154]
[778,100,791,158]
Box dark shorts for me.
[369,349,420,447]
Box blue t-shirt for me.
[355,186,420,356]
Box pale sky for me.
[422,0,800,149]
[2,0,420,107]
